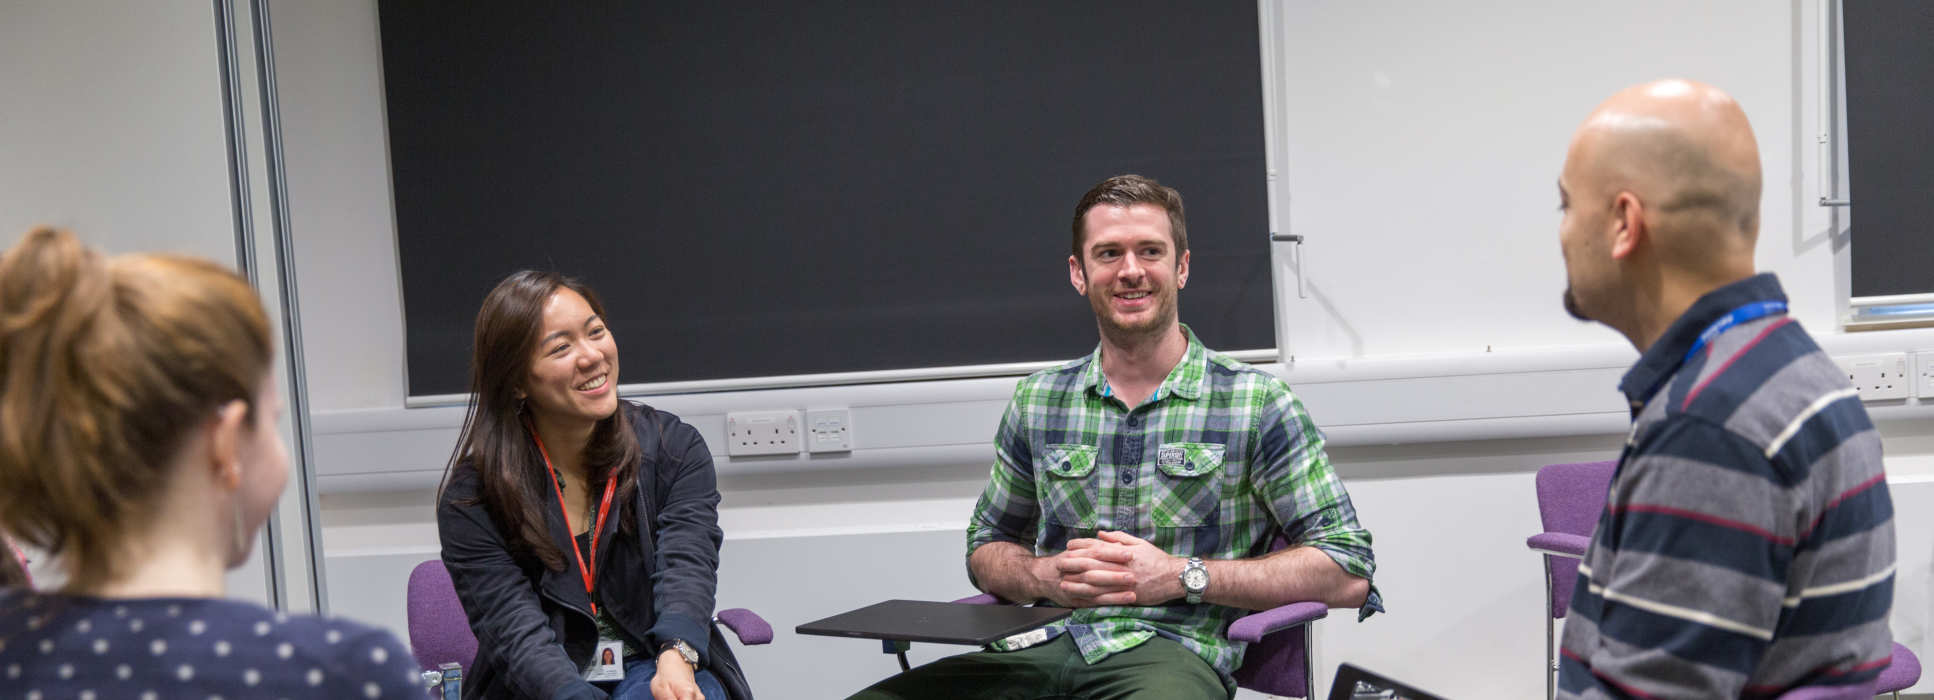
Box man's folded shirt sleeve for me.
[1254,388,1382,619]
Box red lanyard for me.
[531,430,618,615]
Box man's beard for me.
[1090,287,1176,339]
[1562,286,1591,321]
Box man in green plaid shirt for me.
[849,175,1380,700]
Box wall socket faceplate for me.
[1917,351,1934,400]
[725,410,801,456]
[1836,353,1911,401]
[805,408,852,453]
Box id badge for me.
[583,638,625,682]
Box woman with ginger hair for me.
[0,228,420,698]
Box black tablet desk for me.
[797,599,1071,671]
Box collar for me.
[1082,324,1208,403]
[1617,273,1787,406]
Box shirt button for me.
[1121,471,1135,484]
[1127,415,1142,428]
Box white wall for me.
[268,0,410,413]
[267,1,1933,698]
[0,0,300,606]
[0,1,234,259]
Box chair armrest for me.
[1226,601,1328,643]
[1526,533,1590,558]
[951,593,1003,605]
[714,608,773,645]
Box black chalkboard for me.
[1843,0,1934,300]
[379,1,1273,396]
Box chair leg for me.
[1303,625,1315,700]
[1547,617,1558,700]
[1544,556,1556,700]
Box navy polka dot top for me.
[0,589,422,699]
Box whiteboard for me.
[1267,0,1839,362]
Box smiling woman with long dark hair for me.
[436,270,750,700]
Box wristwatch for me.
[660,639,699,670]
[1179,557,1209,604]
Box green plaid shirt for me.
[965,325,1381,678]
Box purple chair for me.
[1777,679,1880,700]
[1777,642,1922,699]
[1877,641,1922,698]
[405,559,775,673]
[952,536,1330,698]
[1529,464,1923,699]
[407,559,479,671]
[1526,460,1616,700]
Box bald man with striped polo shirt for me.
[1552,79,1897,697]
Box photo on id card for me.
[584,639,624,682]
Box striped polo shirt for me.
[1558,273,1896,698]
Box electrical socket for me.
[805,408,853,453]
[1835,353,1911,401]
[1916,351,1934,400]
[725,410,801,456]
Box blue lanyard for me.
[1683,301,1787,362]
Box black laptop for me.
[1329,663,1451,700]
[796,599,1070,646]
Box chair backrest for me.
[1232,625,1309,696]
[1231,535,1309,697]
[407,559,478,672]
[1534,460,1617,619]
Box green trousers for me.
[845,634,1232,700]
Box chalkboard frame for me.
[378,1,1278,399]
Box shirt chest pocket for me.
[1152,442,1225,528]
[1040,444,1098,529]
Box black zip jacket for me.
[437,402,752,699]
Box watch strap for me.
[660,639,699,669]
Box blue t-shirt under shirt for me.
[0,588,421,699]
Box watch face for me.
[1183,568,1208,590]
[666,640,697,665]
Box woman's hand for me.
[649,647,703,700]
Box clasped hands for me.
[1034,530,1186,608]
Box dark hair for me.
[0,228,272,590]
[442,271,640,572]
[1070,174,1188,260]
[0,540,29,588]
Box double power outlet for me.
[724,408,852,457]
[1836,351,1934,401]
